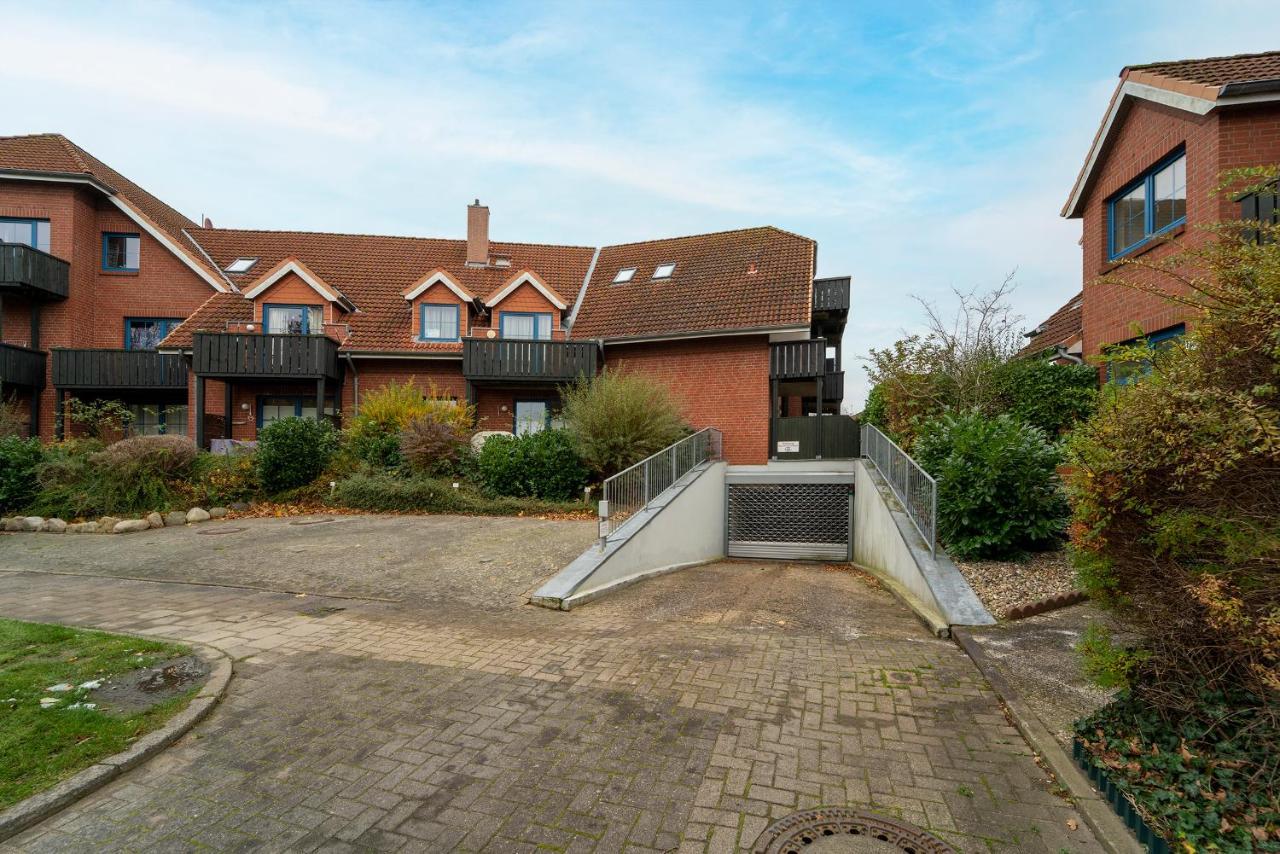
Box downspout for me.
[345,352,360,413]
[1052,345,1085,365]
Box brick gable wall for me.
[604,336,770,464]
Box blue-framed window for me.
[102,232,141,271]
[124,317,183,351]
[127,403,188,436]
[500,312,553,340]
[0,217,51,253]
[1109,324,1185,385]
[256,395,338,428]
[513,399,564,436]
[1108,150,1187,259]
[263,303,323,335]
[418,303,460,341]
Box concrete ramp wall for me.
[530,461,726,610]
[853,459,994,633]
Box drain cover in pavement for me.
[289,518,337,526]
[197,527,247,535]
[751,808,954,854]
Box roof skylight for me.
[613,267,636,283]
[653,263,676,279]
[225,257,258,274]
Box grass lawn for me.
[0,619,196,810]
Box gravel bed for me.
[954,548,1080,619]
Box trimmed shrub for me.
[400,415,469,476]
[331,472,584,516]
[913,410,1067,559]
[476,429,589,501]
[560,370,688,477]
[0,436,44,514]
[256,417,338,493]
[29,436,193,518]
[993,358,1098,437]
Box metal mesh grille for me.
[727,483,849,560]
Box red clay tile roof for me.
[1126,50,1280,91]
[161,228,594,352]
[0,133,221,282]
[1018,292,1083,358]
[570,227,815,341]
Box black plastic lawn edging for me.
[1071,737,1170,854]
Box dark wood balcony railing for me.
[812,276,850,313]
[193,333,341,380]
[770,339,827,379]
[823,370,844,402]
[0,242,70,301]
[463,338,598,383]
[52,349,189,389]
[0,343,47,388]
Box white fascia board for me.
[242,260,338,302]
[1062,80,1217,219]
[403,271,471,302]
[484,271,567,310]
[105,196,229,292]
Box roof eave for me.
[0,168,118,196]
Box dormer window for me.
[653,263,676,279]
[613,267,636,284]
[225,257,258,274]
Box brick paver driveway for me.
[0,520,1100,853]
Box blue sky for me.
[5,0,1278,407]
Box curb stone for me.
[952,629,1143,854]
[0,641,233,843]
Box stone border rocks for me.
[0,507,230,536]
[1003,590,1090,621]
[0,642,233,843]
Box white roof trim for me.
[1062,80,1227,219]
[484,271,567,310]
[242,259,340,302]
[403,270,471,302]
[105,196,229,293]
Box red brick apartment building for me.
[1023,50,1280,369]
[0,134,850,464]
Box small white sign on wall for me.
[776,440,800,453]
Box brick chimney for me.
[466,199,489,266]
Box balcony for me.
[770,339,827,379]
[52,349,189,390]
[192,332,340,380]
[463,338,598,383]
[812,276,850,314]
[0,243,70,301]
[0,343,47,388]
[823,370,844,402]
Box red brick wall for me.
[0,179,222,439]
[342,358,467,416]
[604,336,770,464]
[1078,100,1280,362]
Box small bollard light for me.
[452,482,460,489]
[329,480,336,496]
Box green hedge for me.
[256,417,338,493]
[330,472,584,516]
[0,437,43,514]
[476,429,588,501]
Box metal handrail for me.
[860,423,937,556]
[598,427,723,548]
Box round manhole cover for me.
[751,809,955,854]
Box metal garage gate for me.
[725,471,853,561]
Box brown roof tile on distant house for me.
[161,228,594,352]
[1018,292,1083,358]
[570,226,815,341]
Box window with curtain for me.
[125,318,183,350]
[102,233,141,270]
[1109,151,1186,258]
[264,304,323,335]
[419,304,460,341]
[0,218,51,253]
[500,312,553,340]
